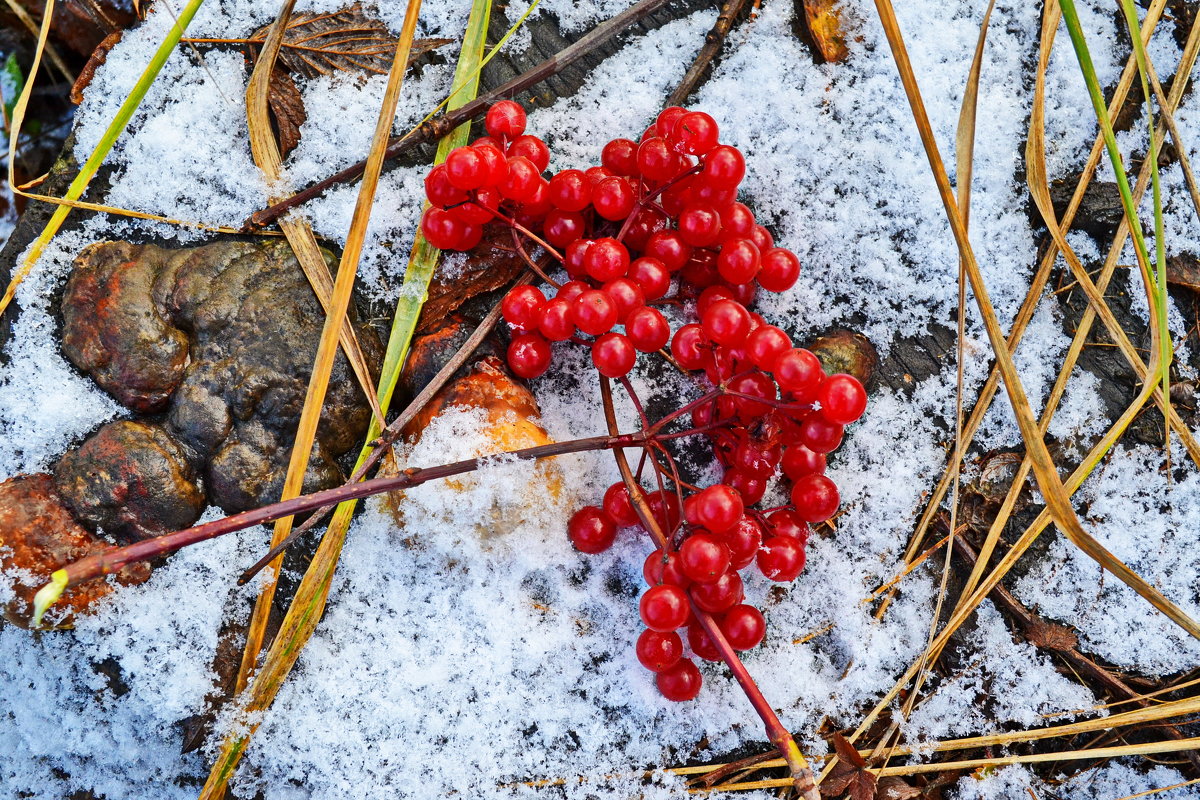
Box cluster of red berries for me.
[420,100,867,703]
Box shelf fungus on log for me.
[0,474,150,629]
[382,318,567,539]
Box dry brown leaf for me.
[1024,618,1079,652]
[70,29,123,104]
[821,733,877,800]
[416,225,526,334]
[1167,253,1200,292]
[249,4,450,79]
[801,0,849,63]
[875,777,921,800]
[268,69,307,157]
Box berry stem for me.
[509,228,563,288]
[597,377,820,799]
[491,210,566,264]
[615,164,703,243]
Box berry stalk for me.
[597,378,820,800]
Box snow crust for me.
[1,0,1199,797]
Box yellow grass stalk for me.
[199,2,493,794]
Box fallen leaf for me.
[416,224,527,334]
[1168,253,1200,293]
[821,733,877,800]
[801,0,849,63]
[876,777,921,800]
[70,30,123,104]
[1024,618,1079,652]
[248,5,451,79]
[268,69,307,157]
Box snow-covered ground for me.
[2,0,1199,797]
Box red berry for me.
[746,325,792,371]
[718,202,756,240]
[644,230,692,272]
[749,225,774,252]
[720,604,765,650]
[656,658,702,701]
[585,165,614,186]
[625,306,670,352]
[686,622,722,662]
[679,534,731,583]
[445,145,488,189]
[702,145,746,187]
[627,257,670,300]
[773,348,824,397]
[655,106,688,139]
[640,584,690,632]
[689,570,743,613]
[548,169,591,211]
[791,474,839,522]
[643,549,691,587]
[701,299,751,346]
[723,468,767,506]
[800,413,843,453]
[543,209,588,248]
[557,279,589,304]
[757,536,806,581]
[766,509,810,544]
[518,177,553,219]
[424,164,467,207]
[572,290,618,336]
[720,516,764,570]
[648,491,682,533]
[507,333,552,379]
[733,439,782,478]
[818,374,867,425]
[420,207,480,251]
[671,324,710,370]
[567,506,617,553]
[759,247,801,292]
[637,629,684,672]
[585,237,631,282]
[602,278,644,323]
[501,285,546,331]
[452,187,500,225]
[538,297,575,341]
[500,156,542,202]
[678,203,723,247]
[593,176,637,220]
[781,444,826,480]
[671,111,719,155]
[485,100,526,140]
[473,142,508,185]
[691,180,738,210]
[727,372,777,421]
[508,135,550,172]
[603,482,640,527]
[717,239,761,285]
[602,138,639,175]
[686,485,744,534]
[637,137,682,182]
[563,239,593,279]
[625,207,669,250]
[697,285,735,317]
[592,332,636,377]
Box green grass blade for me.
[0,0,205,318]
[1059,0,1171,424]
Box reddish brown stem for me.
[243,0,675,230]
[597,377,819,799]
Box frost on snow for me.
[2,0,1199,798]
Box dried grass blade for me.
[0,0,205,320]
[199,1,492,794]
[901,0,1173,564]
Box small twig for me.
[666,0,754,107]
[244,0,675,229]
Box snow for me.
[1,0,1199,798]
